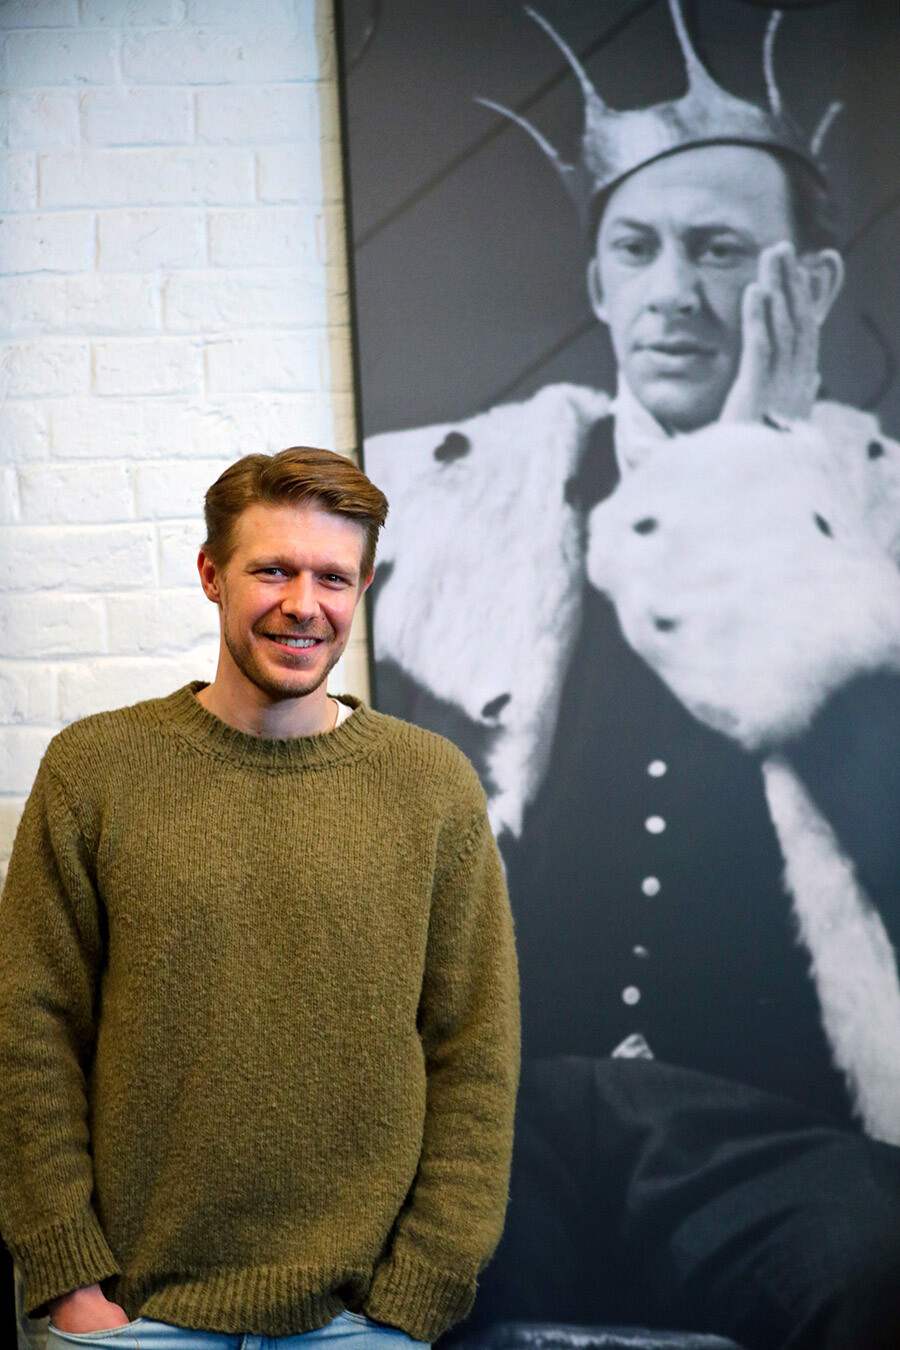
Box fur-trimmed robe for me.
[365,385,900,1143]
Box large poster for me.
[337,1,900,1342]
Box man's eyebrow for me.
[606,216,655,231]
[244,555,295,569]
[683,222,757,238]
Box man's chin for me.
[637,382,729,434]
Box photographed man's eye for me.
[699,239,747,266]
[612,235,654,262]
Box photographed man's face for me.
[200,501,367,704]
[588,144,802,432]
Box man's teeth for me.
[275,636,318,647]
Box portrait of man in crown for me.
[339,1,900,1344]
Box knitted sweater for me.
[0,684,520,1341]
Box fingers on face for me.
[741,281,771,368]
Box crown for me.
[477,0,841,228]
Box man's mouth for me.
[638,339,716,356]
[263,634,324,648]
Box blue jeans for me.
[46,1311,429,1350]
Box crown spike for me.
[762,12,783,116]
[524,5,608,110]
[810,99,843,157]
[475,96,572,174]
[667,0,719,92]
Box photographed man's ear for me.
[803,248,845,323]
[587,257,609,326]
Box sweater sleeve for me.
[0,755,120,1316]
[364,808,520,1342]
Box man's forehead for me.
[232,499,365,560]
[600,144,792,233]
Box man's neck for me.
[195,677,338,739]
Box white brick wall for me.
[0,0,364,874]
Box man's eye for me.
[258,568,287,577]
[611,236,654,262]
[699,240,747,265]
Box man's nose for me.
[280,574,318,619]
[646,244,701,315]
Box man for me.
[363,4,900,1346]
[0,448,520,1349]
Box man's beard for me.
[222,621,341,702]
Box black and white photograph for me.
[337,0,900,1344]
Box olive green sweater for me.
[0,684,519,1341]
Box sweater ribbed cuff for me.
[364,1250,477,1343]
[7,1212,121,1318]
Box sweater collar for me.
[158,682,387,772]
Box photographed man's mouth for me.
[637,338,718,358]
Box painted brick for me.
[0,150,36,211]
[4,30,117,88]
[256,142,324,204]
[58,651,218,723]
[204,331,319,397]
[0,274,159,336]
[0,212,94,274]
[315,202,344,267]
[0,665,57,724]
[0,524,155,592]
[187,0,294,24]
[0,402,51,464]
[97,208,206,271]
[121,27,318,85]
[330,390,356,456]
[0,0,78,27]
[92,337,202,396]
[0,725,55,795]
[162,267,329,332]
[0,798,26,863]
[322,324,353,393]
[50,397,197,460]
[39,148,254,208]
[8,91,79,150]
[207,207,317,267]
[18,462,134,526]
[80,0,185,25]
[81,87,192,148]
[195,83,317,145]
[158,518,205,586]
[0,466,19,524]
[0,593,105,658]
[133,457,232,519]
[105,588,219,654]
[47,393,333,461]
[0,340,89,398]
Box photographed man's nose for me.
[646,245,702,315]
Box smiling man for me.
[0,448,520,1350]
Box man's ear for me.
[197,549,222,604]
[802,248,844,324]
[587,257,608,325]
[360,570,375,596]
